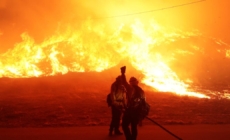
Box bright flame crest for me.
[1,19,230,99]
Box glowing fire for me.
[0,18,226,99]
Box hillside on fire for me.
[1,0,230,128]
[1,66,230,127]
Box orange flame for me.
[0,19,215,98]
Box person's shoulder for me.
[137,85,143,90]
[137,86,144,93]
[111,81,117,86]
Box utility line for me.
[95,0,206,19]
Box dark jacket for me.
[110,81,126,109]
[121,74,145,110]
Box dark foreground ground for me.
[1,124,230,140]
[1,72,230,140]
[1,73,230,127]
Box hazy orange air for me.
[1,0,230,99]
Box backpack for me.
[132,86,150,120]
[107,93,112,107]
[139,100,150,121]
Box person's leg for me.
[122,111,132,140]
[109,106,116,135]
[114,109,122,134]
[131,115,139,140]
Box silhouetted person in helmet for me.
[120,66,145,140]
[109,76,126,136]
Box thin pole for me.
[145,117,183,140]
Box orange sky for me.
[0,0,229,53]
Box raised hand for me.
[120,66,126,74]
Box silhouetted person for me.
[109,76,126,136]
[120,66,145,140]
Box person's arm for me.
[122,86,127,110]
[120,66,130,91]
[120,66,133,106]
[110,83,116,106]
[141,89,146,101]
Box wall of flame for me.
[1,0,230,99]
